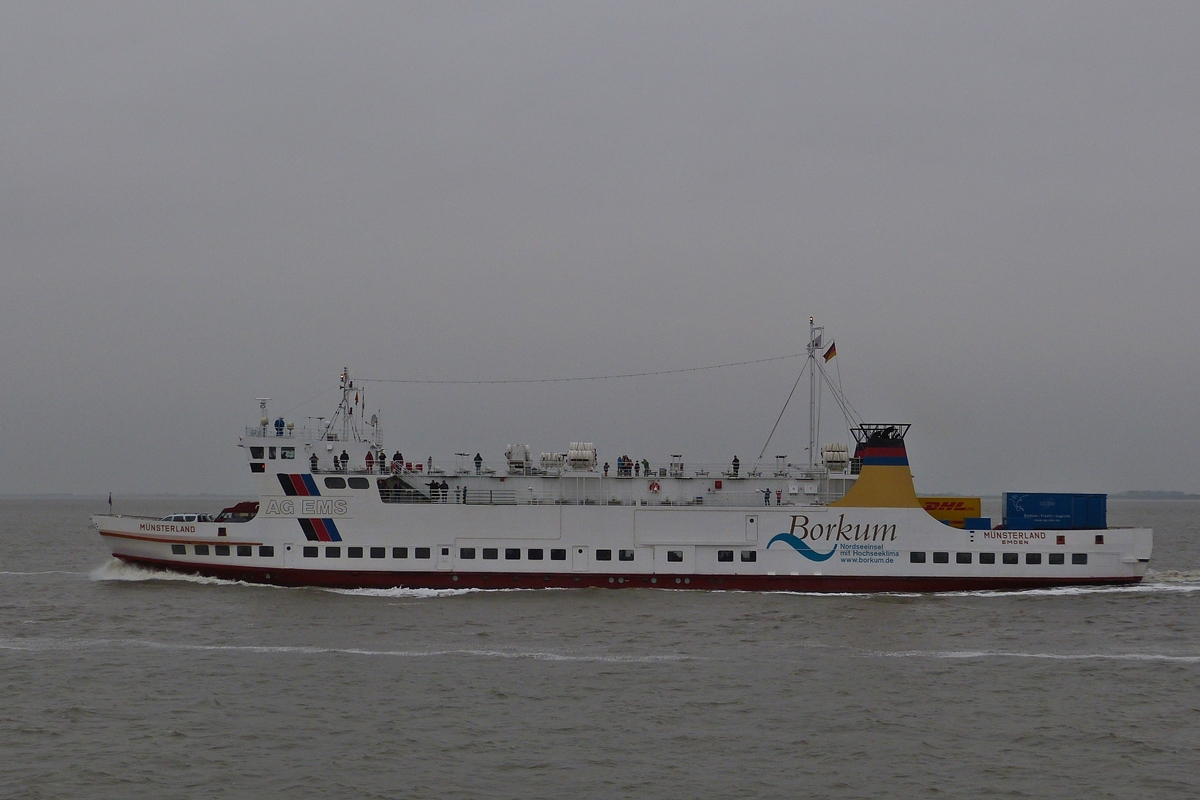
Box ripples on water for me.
[2,497,1198,798]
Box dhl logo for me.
[923,500,971,511]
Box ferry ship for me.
[92,327,1152,592]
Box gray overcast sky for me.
[3,2,1198,497]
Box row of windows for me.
[174,544,275,557]
[910,551,1087,565]
[293,546,759,563]
[249,446,295,460]
[322,476,371,490]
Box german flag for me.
[823,342,836,362]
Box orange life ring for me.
[648,481,661,493]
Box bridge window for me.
[718,550,734,562]
[1072,553,1088,565]
[550,549,566,561]
[979,552,995,564]
[909,551,926,563]
[1003,553,1018,565]
[281,447,295,459]
[393,547,408,558]
[619,550,634,562]
[483,548,498,560]
[740,550,756,562]
[324,477,346,489]
[667,551,683,562]
[596,550,612,561]
[933,552,949,564]
[250,447,264,459]
[259,546,274,557]
[303,546,318,558]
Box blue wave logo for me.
[766,533,838,561]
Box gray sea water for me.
[2,497,1199,799]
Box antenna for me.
[257,397,271,433]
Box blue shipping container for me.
[964,517,992,530]
[1002,493,1106,530]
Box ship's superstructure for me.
[92,326,1153,592]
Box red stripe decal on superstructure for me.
[310,518,333,542]
[289,474,310,496]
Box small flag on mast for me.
[823,342,837,362]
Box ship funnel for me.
[830,424,922,509]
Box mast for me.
[807,317,823,468]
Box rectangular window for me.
[1026,552,1042,564]
[1095,534,1104,545]
[596,549,612,561]
[281,447,295,459]
[1048,553,1064,565]
[393,547,408,558]
[667,550,683,562]
[956,552,972,564]
[303,546,318,558]
[348,547,363,559]
[740,550,757,562]
[1002,552,1018,565]
[237,545,252,557]
[909,551,926,563]
[215,545,230,556]
[550,549,566,561]
[1056,535,1066,545]
[483,548,498,560]
[326,546,341,558]
[348,477,370,489]
[1072,553,1088,565]
[460,548,476,559]
[268,447,276,460]
[324,477,346,489]
[259,545,274,557]
[171,544,186,555]
[505,548,521,560]
[415,547,430,559]
[933,552,949,564]
[250,447,264,459]
[250,463,265,473]
[370,547,386,559]
[527,549,543,560]
[194,544,210,555]
[619,549,634,562]
[718,550,734,562]
[979,552,995,564]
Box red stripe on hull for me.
[113,556,1143,593]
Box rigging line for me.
[278,385,339,419]
[361,353,806,385]
[757,359,809,462]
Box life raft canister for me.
[648,481,661,493]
